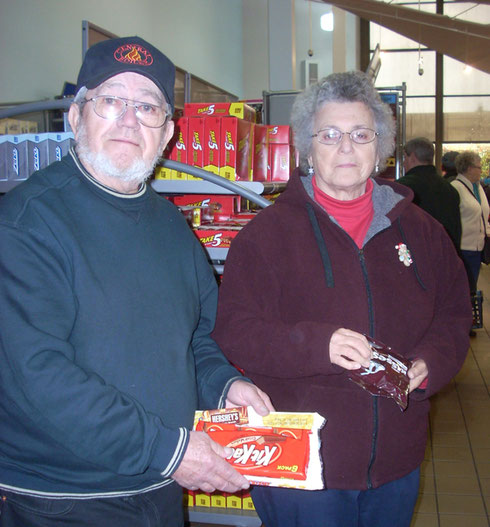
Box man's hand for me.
[329,328,372,370]
[225,379,275,415]
[408,358,428,392]
[171,431,249,493]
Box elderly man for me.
[0,36,272,527]
[399,137,462,252]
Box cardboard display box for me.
[156,118,189,180]
[252,123,268,182]
[219,117,253,182]
[184,102,256,123]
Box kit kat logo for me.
[114,44,153,66]
[227,440,282,470]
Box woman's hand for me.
[329,328,372,370]
[407,358,428,392]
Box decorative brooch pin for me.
[395,243,413,267]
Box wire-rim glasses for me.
[311,127,379,145]
[84,95,171,128]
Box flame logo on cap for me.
[114,44,153,66]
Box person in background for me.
[0,36,273,527]
[451,151,490,298]
[441,150,459,182]
[212,71,471,527]
[398,137,461,252]
[482,171,490,206]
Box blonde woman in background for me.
[451,151,490,297]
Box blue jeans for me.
[250,467,420,527]
[0,484,184,527]
[461,249,482,295]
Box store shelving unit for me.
[0,168,283,200]
[154,160,278,272]
[152,178,284,198]
[187,506,261,527]
[0,180,24,193]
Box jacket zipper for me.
[359,248,377,489]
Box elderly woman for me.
[212,71,471,527]
[451,151,490,296]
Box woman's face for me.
[308,101,379,200]
[464,156,482,183]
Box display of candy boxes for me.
[184,102,256,123]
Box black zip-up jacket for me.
[397,164,462,252]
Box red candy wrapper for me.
[194,407,326,490]
[348,336,411,411]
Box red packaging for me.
[225,492,243,509]
[252,124,269,182]
[158,118,188,179]
[184,102,256,123]
[241,489,255,510]
[187,117,205,180]
[219,117,253,181]
[267,125,292,144]
[194,407,326,490]
[204,117,221,175]
[183,489,195,507]
[194,225,241,248]
[269,143,293,182]
[173,194,240,223]
[196,421,310,481]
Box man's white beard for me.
[75,120,162,186]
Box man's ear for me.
[68,104,81,140]
[160,119,175,154]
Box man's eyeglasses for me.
[84,95,171,128]
[311,127,379,145]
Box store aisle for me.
[189,266,490,527]
[411,264,490,527]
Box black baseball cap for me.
[76,36,175,112]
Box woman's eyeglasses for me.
[311,127,379,145]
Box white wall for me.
[294,1,334,89]
[0,0,359,105]
[0,0,243,104]
[241,1,359,100]
[242,0,269,100]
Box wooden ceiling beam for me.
[310,0,490,73]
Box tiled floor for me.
[191,266,490,527]
[411,264,490,527]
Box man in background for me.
[0,36,272,527]
[399,137,462,252]
[442,150,459,182]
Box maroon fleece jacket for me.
[213,168,471,490]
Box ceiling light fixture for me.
[321,12,334,32]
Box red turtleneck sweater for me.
[312,177,374,248]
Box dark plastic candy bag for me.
[348,336,411,411]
